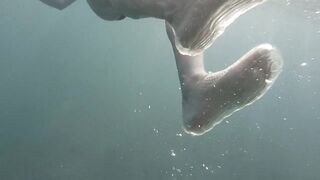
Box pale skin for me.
[40,0,283,135]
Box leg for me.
[40,0,77,10]
[167,0,267,56]
[87,0,126,21]
[166,23,283,135]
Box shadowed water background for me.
[0,0,320,179]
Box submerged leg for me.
[87,0,126,21]
[167,0,267,56]
[166,23,283,135]
[40,0,76,10]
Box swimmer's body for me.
[40,0,283,135]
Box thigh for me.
[87,0,125,21]
[40,0,76,10]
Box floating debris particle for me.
[170,150,176,157]
[300,62,308,66]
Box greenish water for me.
[0,0,320,179]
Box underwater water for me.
[0,0,320,179]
